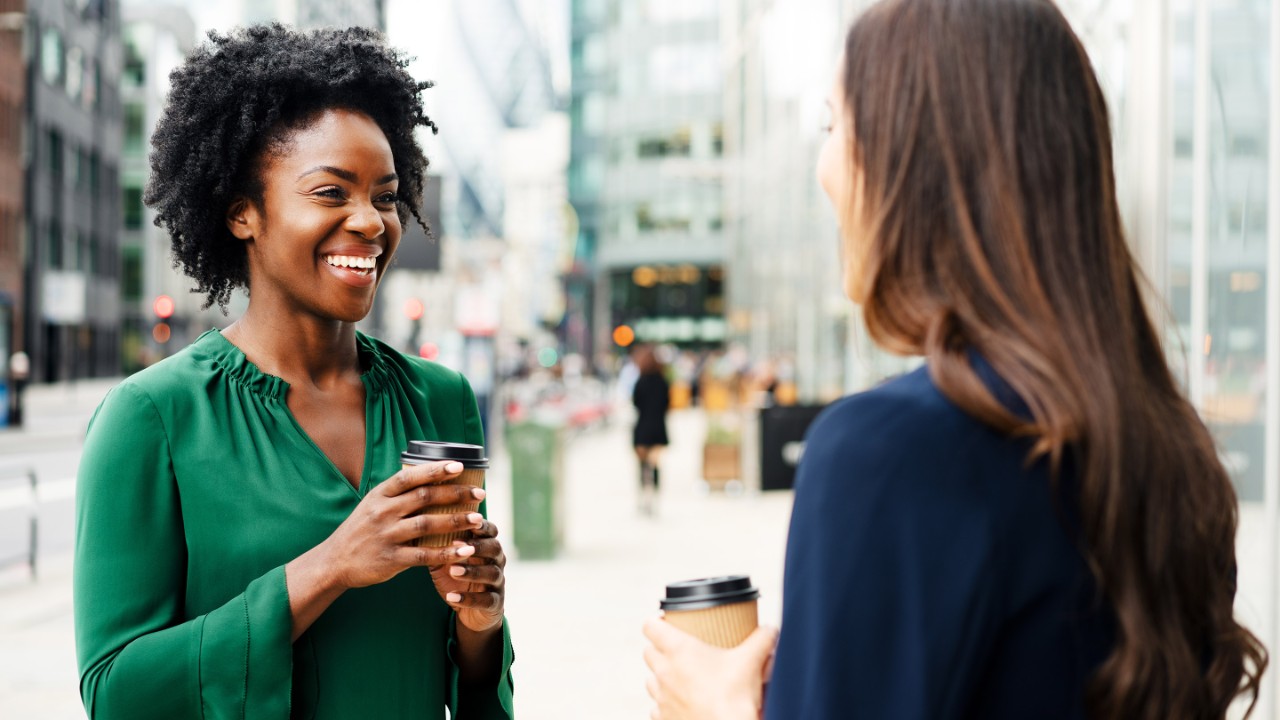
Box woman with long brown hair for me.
[642,0,1268,718]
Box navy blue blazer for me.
[764,360,1114,719]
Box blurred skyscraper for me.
[378,0,564,379]
[23,0,124,383]
[119,3,202,370]
[296,0,383,29]
[568,0,727,362]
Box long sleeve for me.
[74,382,294,720]
[445,373,516,719]
[763,389,1001,720]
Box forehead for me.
[265,108,395,174]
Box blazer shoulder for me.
[800,366,1002,500]
[809,366,971,448]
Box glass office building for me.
[569,0,727,358]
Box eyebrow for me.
[296,166,398,185]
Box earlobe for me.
[226,197,256,241]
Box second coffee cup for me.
[660,575,760,648]
[401,440,489,548]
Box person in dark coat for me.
[631,345,670,516]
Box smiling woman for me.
[72,25,514,720]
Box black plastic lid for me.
[660,575,759,611]
[400,440,489,469]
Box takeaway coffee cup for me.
[660,575,760,648]
[401,440,489,548]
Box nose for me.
[344,200,385,240]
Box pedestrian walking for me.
[632,345,670,516]
[73,25,512,720]
[642,0,1267,718]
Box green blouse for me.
[74,330,515,720]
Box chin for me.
[842,274,866,305]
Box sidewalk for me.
[0,379,119,455]
[0,405,794,719]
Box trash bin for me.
[759,404,827,491]
[504,420,565,560]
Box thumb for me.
[644,616,695,652]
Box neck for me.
[223,303,361,389]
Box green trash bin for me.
[504,420,564,560]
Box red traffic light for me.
[153,295,175,319]
[404,298,425,321]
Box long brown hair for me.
[841,0,1267,717]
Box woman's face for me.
[228,107,402,323]
[816,65,868,303]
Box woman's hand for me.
[429,519,506,634]
[642,618,778,720]
[323,460,486,588]
[286,460,486,640]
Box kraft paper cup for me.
[660,575,760,648]
[401,440,489,548]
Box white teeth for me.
[324,255,377,270]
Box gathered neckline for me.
[193,328,393,401]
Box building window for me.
[46,222,62,269]
[124,103,145,153]
[635,203,691,233]
[73,146,88,190]
[88,152,99,195]
[638,127,692,158]
[123,186,144,230]
[41,29,64,88]
[81,59,98,110]
[121,246,142,302]
[66,46,84,102]
[46,129,63,179]
[123,32,145,87]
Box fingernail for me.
[471,487,487,500]
[446,592,462,603]
[467,513,483,525]
[445,461,463,473]
[457,544,476,557]
[449,565,466,577]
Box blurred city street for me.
[0,380,792,720]
[0,0,1276,716]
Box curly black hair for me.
[144,23,437,310]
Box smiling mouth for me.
[323,254,377,277]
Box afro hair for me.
[144,23,437,310]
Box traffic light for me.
[152,295,175,344]
[153,295,175,319]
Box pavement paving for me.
[0,380,793,720]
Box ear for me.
[226,197,259,241]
